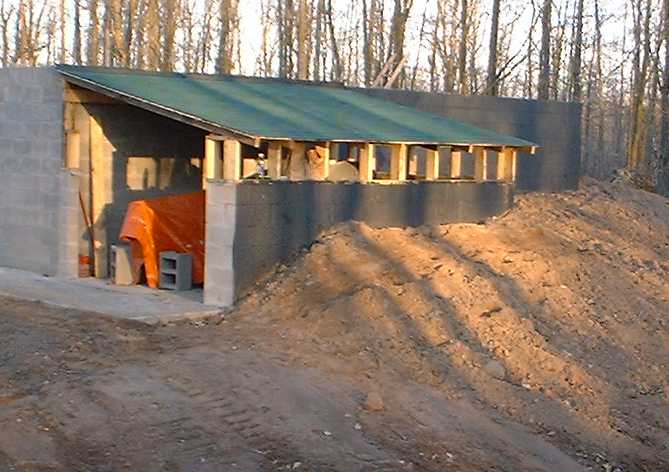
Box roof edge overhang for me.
[59,69,261,146]
[57,65,538,153]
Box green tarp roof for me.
[56,64,535,148]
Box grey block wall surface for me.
[356,88,581,192]
[0,67,68,275]
[205,179,513,306]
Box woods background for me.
[1,0,669,194]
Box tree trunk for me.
[87,0,99,65]
[568,0,584,101]
[537,0,551,99]
[486,0,500,95]
[296,0,310,79]
[458,0,468,94]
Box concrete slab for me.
[0,267,222,324]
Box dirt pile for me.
[231,177,669,471]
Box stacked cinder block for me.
[0,68,70,276]
[205,180,514,307]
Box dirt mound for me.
[232,177,669,471]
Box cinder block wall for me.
[205,180,513,306]
[0,68,67,275]
[357,89,581,192]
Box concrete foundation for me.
[204,180,513,306]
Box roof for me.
[56,64,536,149]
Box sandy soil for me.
[0,177,667,471]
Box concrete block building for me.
[0,65,580,307]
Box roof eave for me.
[59,70,260,146]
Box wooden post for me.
[203,137,222,187]
[450,150,462,179]
[319,144,331,180]
[359,143,375,183]
[498,148,517,182]
[267,142,282,179]
[425,147,439,180]
[223,139,242,181]
[474,146,487,181]
[287,141,307,180]
[90,117,108,279]
[390,143,408,181]
[66,131,80,169]
[408,148,418,177]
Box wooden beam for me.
[64,84,116,104]
[203,137,222,187]
[425,147,439,180]
[450,150,462,179]
[206,132,259,148]
[359,143,375,183]
[65,131,80,169]
[473,146,487,181]
[267,142,283,179]
[497,148,517,182]
[89,116,108,279]
[390,143,408,181]
[223,139,242,180]
[287,141,307,180]
[408,149,418,177]
[313,144,331,180]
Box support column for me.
[390,143,408,181]
[425,147,439,180]
[450,150,462,179]
[309,143,330,180]
[359,143,376,183]
[474,146,487,181]
[267,142,283,179]
[203,137,222,188]
[288,141,307,180]
[497,148,517,182]
[223,139,242,181]
[408,148,418,177]
[89,116,108,279]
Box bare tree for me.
[486,0,501,95]
[216,0,239,75]
[537,0,551,99]
[0,0,14,66]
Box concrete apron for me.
[0,267,222,325]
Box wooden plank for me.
[425,147,439,180]
[310,144,330,180]
[223,139,242,181]
[267,142,283,179]
[203,137,222,187]
[450,150,462,179]
[359,143,375,183]
[66,131,80,169]
[497,148,516,182]
[408,149,418,177]
[287,141,307,180]
[390,143,408,181]
[89,116,108,279]
[64,84,116,104]
[473,146,487,181]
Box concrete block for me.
[159,251,193,291]
[110,244,133,285]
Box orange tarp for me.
[119,191,205,288]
